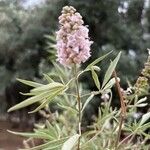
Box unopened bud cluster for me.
[134,76,149,95]
[56,6,93,66]
[134,50,150,96]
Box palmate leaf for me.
[101,52,121,89]
[8,121,69,150]
[19,137,69,150]
[29,87,66,113]
[8,82,67,112]
[46,121,58,138]
[8,91,51,112]
[138,122,150,132]
[7,120,61,143]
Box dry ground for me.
[0,120,27,150]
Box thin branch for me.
[113,70,126,150]
[74,65,81,150]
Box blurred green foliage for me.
[0,0,150,90]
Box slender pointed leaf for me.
[57,103,78,114]
[103,77,120,91]
[91,68,100,90]
[8,91,51,112]
[19,137,69,150]
[61,134,80,150]
[46,121,58,138]
[31,82,64,93]
[7,130,52,140]
[85,51,112,70]
[17,78,43,87]
[136,97,147,104]
[53,62,66,78]
[43,73,54,83]
[29,87,66,113]
[81,94,94,113]
[102,52,121,89]
[139,112,150,126]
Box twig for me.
[113,70,126,150]
[118,133,133,146]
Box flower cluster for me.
[134,50,150,96]
[56,6,93,66]
[134,76,149,95]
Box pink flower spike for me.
[56,6,93,67]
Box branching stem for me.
[113,70,126,150]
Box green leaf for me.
[141,131,150,138]
[7,130,53,140]
[44,35,56,43]
[103,77,120,91]
[29,87,66,113]
[139,122,150,131]
[136,97,147,104]
[53,62,66,79]
[19,92,36,96]
[8,91,51,112]
[31,82,64,93]
[139,112,150,126]
[8,83,67,112]
[135,103,148,107]
[43,73,54,83]
[43,144,63,150]
[19,137,69,150]
[101,52,121,89]
[61,134,80,150]
[46,121,58,138]
[57,103,78,114]
[91,67,100,90]
[28,100,48,113]
[85,51,112,70]
[17,78,43,87]
[92,66,101,72]
[81,94,94,113]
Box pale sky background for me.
[21,0,45,8]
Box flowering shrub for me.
[8,6,150,150]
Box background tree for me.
[0,0,150,112]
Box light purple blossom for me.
[56,6,93,66]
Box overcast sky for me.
[21,0,45,8]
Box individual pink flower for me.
[56,6,93,66]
